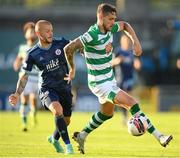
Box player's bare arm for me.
[64,38,83,68]
[16,72,29,95]
[119,21,142,56]
[79,47,84,56]
[9,72,29,106]
[64,38,83,82]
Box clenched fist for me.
[9,93,20,106]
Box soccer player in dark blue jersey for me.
[9,20,74,154]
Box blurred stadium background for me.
[0,0,180,112]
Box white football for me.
[127,115,148,136]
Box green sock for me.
[129,103,140,115]
[83,112,113,134]
[130,104,155,134]
[139,113,155,133]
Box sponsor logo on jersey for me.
[82,33,93,43]
[55,49,61,55]
[46,58,59,71]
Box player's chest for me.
[36,47,66,70]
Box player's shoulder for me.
[18,43,28,50]
[19,43,26,47]
[111,21,120,33]
[81,24,98,43]
[87,24,99,37]
[53,36,69,44]
[27,44,39,55]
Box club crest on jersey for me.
[55,49,61,55]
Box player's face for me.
[39,24,53,44]
[103,12,116,31]
[25,27,37,41]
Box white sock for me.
[152,129,162,140]
[80,131,88,140]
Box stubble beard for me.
[103,23,111,32]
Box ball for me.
[127,115,148,136]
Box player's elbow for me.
[64,45,69,55]
[119,21,131,31]
[133,45,142,56]
[134,49,142,56]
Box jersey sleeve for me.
[79,31,94,46]
[22,53,35,73]
[62,37,70,46]
[54,36,70,46]
[111,22,121,33]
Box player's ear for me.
[97,11,103,20]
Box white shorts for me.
[89,79,121,104]
[23,80,38,96]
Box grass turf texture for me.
[0,111,179,158]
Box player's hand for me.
[9,93,19,106]
[105,42,113,54]
[64,68,75,84]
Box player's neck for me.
[38,40,51,49]
[97,21,106,34]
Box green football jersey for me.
[80,22,120,87]
[18,44,30,59]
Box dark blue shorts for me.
[39,87,73,117]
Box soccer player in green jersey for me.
[13,22,38,131]
[64,3,173,154]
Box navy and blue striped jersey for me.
[23,37,70,90]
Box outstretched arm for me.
[64,38,83,82]
[9,72,29,106]
[118,21,142,56]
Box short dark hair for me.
[97,3,116,15]
[23,22,35,34]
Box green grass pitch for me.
[0,111,179,158]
